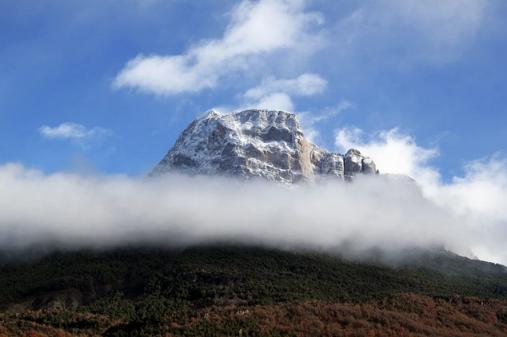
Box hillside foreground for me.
[0,245,507,336]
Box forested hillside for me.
[1,245,506,336]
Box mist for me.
[1,162,505,265]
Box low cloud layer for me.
[336,126,507,263]
[0,159,506,264]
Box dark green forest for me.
[1,245,507,336]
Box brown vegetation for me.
[1,293,506,337]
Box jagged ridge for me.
[152,109,377,183]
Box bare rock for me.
[152,109,378,183]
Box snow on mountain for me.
[152,109,377,183]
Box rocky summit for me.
[152,109,377,183]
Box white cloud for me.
[335,128,439,188]
[335,127,507,264]
[112,0,492,100]
[39,123,112,145]
[113,0,323,96]
[0,163,501,265]
[249,92,295,111]
[439,156,507,222]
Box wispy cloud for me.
[303,101,353,125]
[39,122,112,147]
[245,92,295,112]
[240,73,327,111]
[297,101,354,143]
[333,0,490,65]
[112,0,492,113]
[113,0,323,96]
[244,73,327,100]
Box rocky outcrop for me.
[344,149,377,179]
[152,109,377,183]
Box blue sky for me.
[1,0,507,180]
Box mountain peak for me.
[152,109,377,183]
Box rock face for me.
[152,109,377,183]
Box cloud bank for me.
[0,157,506,264]
[336,126,507,263]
